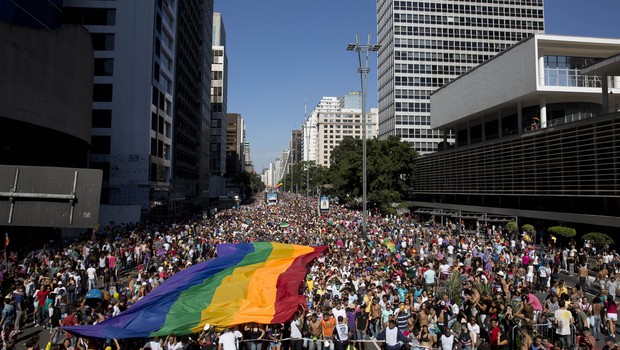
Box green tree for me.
[282,161,328,195]
[548,225,576,238]
[234,171,265,202]
[328,136,417,211]
[504,221,518,234]
[582,232,614,247]
[522,224,535,235]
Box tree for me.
[282,161,328,195]
[548,225,576,238]
[522,224,535,235]
[582,232,614,247]
[233,171,265,202]
[328,136,418,211]
[504,221,518,234]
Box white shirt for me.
[468,323,480,344]
[385,326,399,346]
[440,334,454,350]
[145,341,162,350]
[219,331,237,350]
[332,307,347,322]
[166,341,184,350]
[87,267,97,279]
[290,319,302,339]
[335,323,348,341]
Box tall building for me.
[172,0,213,214]
[60,1,213,224]
[209,12,228,198]
[302,97,339,163]
[377,0,545,154]
[244,142,254,173]
[225,113,245,180]
[303,92,378,167]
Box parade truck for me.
[266,192,278,205]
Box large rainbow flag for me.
[64,242,327,339]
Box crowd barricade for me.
[511,323,577,350]
[236,337,443,350]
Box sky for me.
[214,0,620,171]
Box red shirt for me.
[36,289,49,306]
[62,313,80,338]
[490,326,500,347]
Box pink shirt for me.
[107,255,116,268]
[528,294,543,311]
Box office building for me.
[209,12,228,198]
[226,113,245,180]
[60,1,214,224]
[377,0,544,154]
[172,0,213,214]
[303,92,378,167]
[302,96,339,163]
[244,142,254,173]
[415,34,620,231]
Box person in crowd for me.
[376,319,408,350]
[2,192,618,349]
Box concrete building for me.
[244,142,254,173]
[316,107,379,167]
[302,97,340,163]
[226,113,245,181]
[377,0,544,154]
[414,34,620,232]
[0,22,93,168]
[303,92,378,167]
[291,129,303,166]
[59,1,215,224]
[172,0,213,215]
[209,12,228,198]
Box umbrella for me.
[280,222,290,228]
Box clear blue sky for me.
[214,0,620,171]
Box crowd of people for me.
[0,193,618,350]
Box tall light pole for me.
[347,35,380,238]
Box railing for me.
[511,323,576,350]
[547,111,599,127]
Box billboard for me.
[319,196,330,212]
[0,165,102,227]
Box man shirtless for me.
[520,327,533,350]
[596,267,609,287]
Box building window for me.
[63,8,116,26]
[93,84,113,102]
[92,109,112,128]
[94,58,114,76]
[90,136,111,154]
[151,138,157,156]
[91,33,115,51]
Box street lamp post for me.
[347,35,380,238]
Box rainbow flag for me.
[384,238,396,253]
[64,242,326,339]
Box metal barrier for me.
[511,323,577,350]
